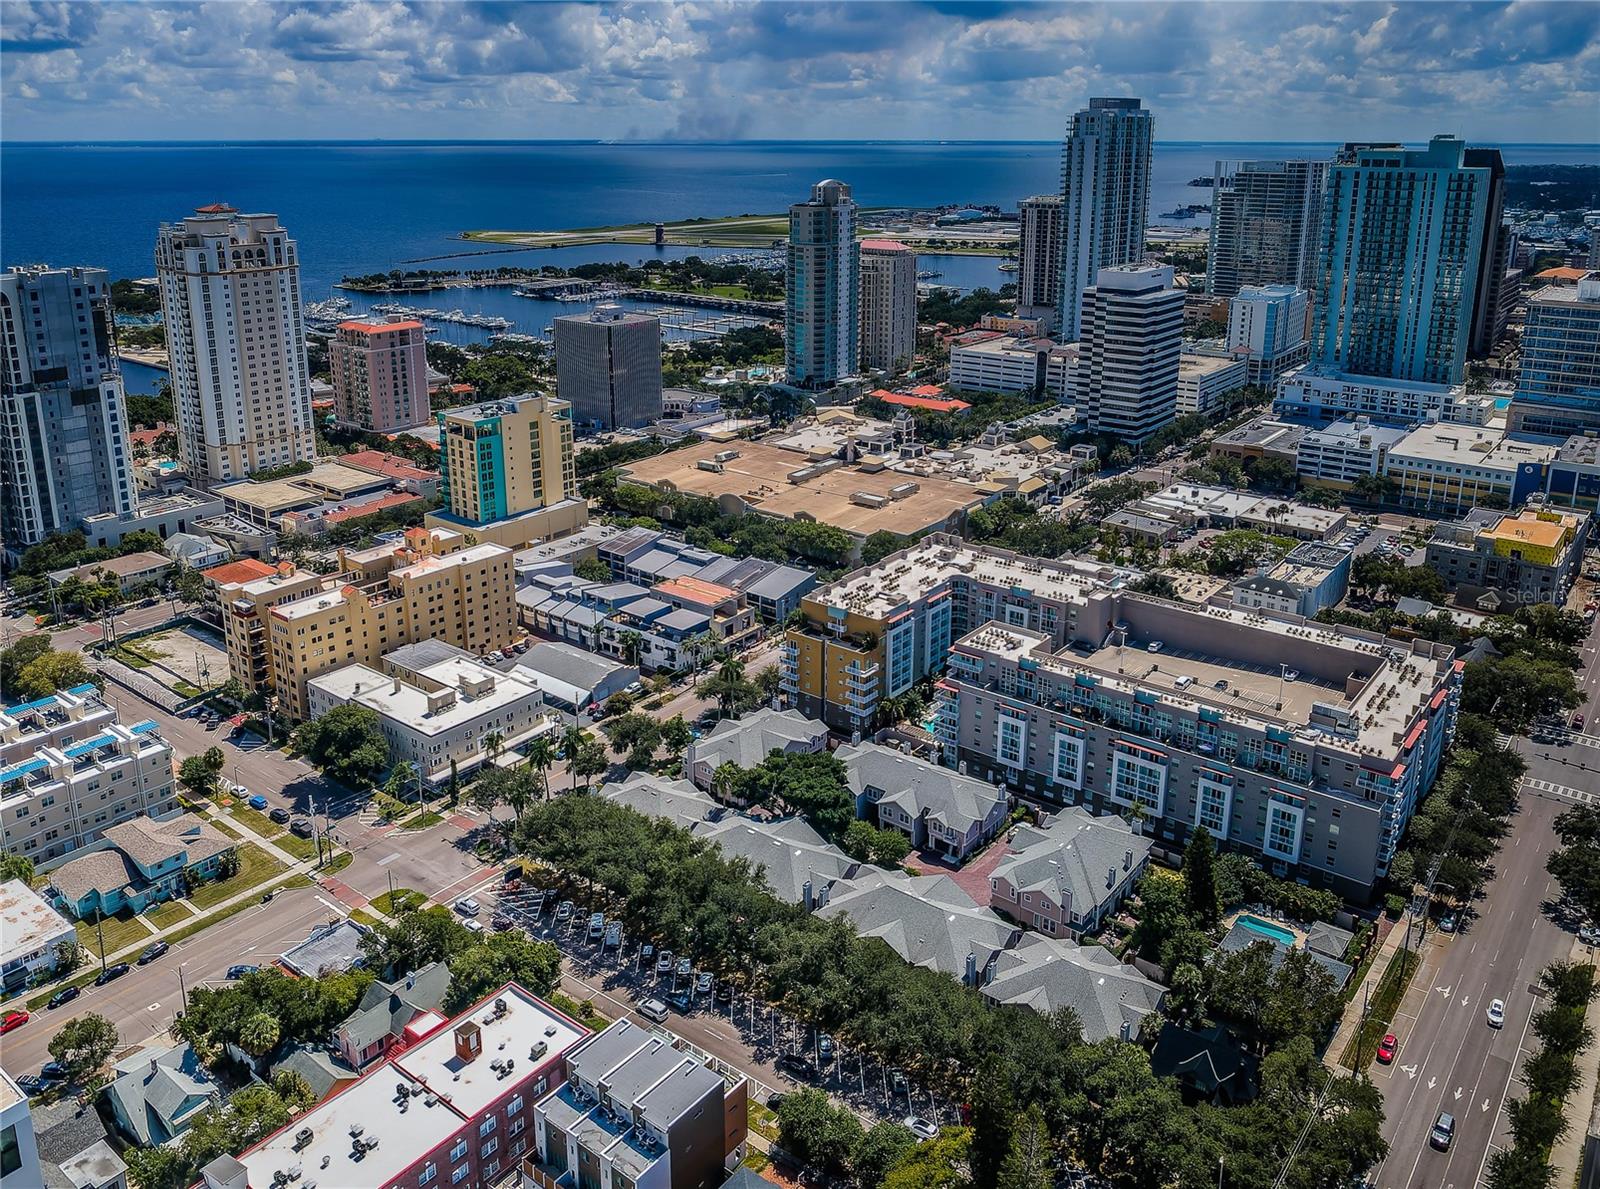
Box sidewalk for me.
[1326,912,1412,1069]
[1548,938,1600,1184]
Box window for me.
[996,713,1026,768]
[1110,752,1167,818]
[1264,795,1305,863]
[450,1139,467,1162]
[419,1164,437,1185]
[480,1116,497,1137]
[1052,731,1084,790]
[452,1166,469,1184]
[1195,775,1232,836]
[482,1137,498,1158]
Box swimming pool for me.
[1236,914,1297,946]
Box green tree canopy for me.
[293,703,390,785]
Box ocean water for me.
[5,139,1593,392]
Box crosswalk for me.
[1498,729,1600,752]
[1522,777,1595,805]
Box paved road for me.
[0,884,338,1080]
[1368,714,1600,1189]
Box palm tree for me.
[238,1012,281,1059]
[688,632,717,691]
[482,729,505,768]
[716,656,745,685]
[619,630,644,668]
[559,723,585,794]
[711,761,742,805]
[526,735,556,800]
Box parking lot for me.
[463,877,963,1132]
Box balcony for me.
[520,1158,573,1189]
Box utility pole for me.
[95,914,107,974]
[177,964,189,1014]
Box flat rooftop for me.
[238,984,588,1189]
[812,535,1132,619]
[618,439,985,539]
[308,659,543,734]
[0,878,74,959]
[1387,422,1564,470]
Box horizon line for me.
[5,137,1598,148]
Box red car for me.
[0,1010,29,1034]
[1376,1033,1398,1064]
[1575,713,1587,731]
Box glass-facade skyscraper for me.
[0,265,139,553]
[1055,97,1153,341]
[1508,274,1600,437]
[1310,137,1494,386]
[1207,159,1327,299]
[786,179,859,389]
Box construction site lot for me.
[110,623,229,697]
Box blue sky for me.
[2,1,1596,143]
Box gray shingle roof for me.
[825,870,1018,981]
[49,849,141,905]
[993,807,1152,919]
[982,934,1165,1042]
[340,961,453,1050]
[603,772,723,831]
[699,817,858,905]
[281,919,370,978]
[688,709,828,779]
[106,1042,218,1145]
[839,742,1007,837]
[1217,922,1354,988]
[269,1045,360,1101]
[100,813,232,871]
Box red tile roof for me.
[340,450,438,482]
[194,203,236,214]
[879,392,972,413]
[337,319,425,335]
[908,384,945,398]
[201,558,275,587]
[317,491,424,525]
[860,238,914,253]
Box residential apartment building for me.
[527,1018,748,1189]
[858,239,917,374]
[268,529,518,718]
[1383,421,1563,513]
[204,984,590,1189]
[933,593,1462,900]
[1274,369,1466,425]
[1055,97,1154,340]
[156,205,315,485]
[685,708,828,790]
[220,562,325,695]
[1506,274,1600,437]
[1310,138,1496,386]
[1,879,77,993]
[431,393,585,549]
[0,709,175,869]
[1076,265,1185,443]
[947,333,1049,395]
[1227,285,1310,387]
[1,265,139,553]
[554,305,663,431]
[1207,159,1327,299]
[308,656,551,788]
[1466,151,1510,359]
[989,807,1152,939]
[781,534,1134,733]
[786,179,860,389]
[1294,417,1409,489]
[1176,352,1249,415]
[330,317,429,433]
[1424,507,1589,609]
[839,742,1009,864]
[1017,195,1063,329]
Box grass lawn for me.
[187,844,286,910]
[1339,947,1421,1070]
[373,888,426,915]
[321,851,352,876]
[205,816,243,840]
[550,991,608,1032]
[75,910,152,957]
[748,1101,779,1144]
[348,908,380,929]
[399,808,445,831]
[273,831,319,861]
[144,901,193,930]
[225,801,285,839]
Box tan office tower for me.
[155,205,314,487]
[330,317,429,432]
[858,239,917,374]
[1017,195,1063,330]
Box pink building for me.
[331,318,429,433]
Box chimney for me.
[964,951,978,985]
[394,676,402,695]
[276,561,294,578]
[802,879,813,911]
[1124,849,1133,871]
[454,1021,482,1064]
[1107,867,1116,890]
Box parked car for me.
[587,912,606,941]
[1574,712,1587,730]
[137,941,169,965]
[269,807,291,824]
[638,998,669,1024]
[777,1054,819,1082]
[289,817,313,838]
[491,913,514,932]
[1429,1112,1455,1150]
[714,980,734,1004]
[1376,1033,1398,1064]
[694,971,712,995]
[16,1075,45,1096]
[1579,924,1600,945]
[1147,641,1164,653]
[904,1116,940,1142]
[47,986,80,1009]
[554,900,574,925]
[225,965,258,980]
[1438,913,1457,934]
[656,950,674,976]
[640,943,655,968]
[889,1069,909,1097]
[675,956,692,980]
[455,897,481,917]
[39,1061,67,1081]
[1487,998,1505,1028]
[94,964,130,986]
[247,794,268,810]
[464,919,485,934]
[603,922,622,949]
[817,1034,834,1062]
[1,1011,29,1034]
